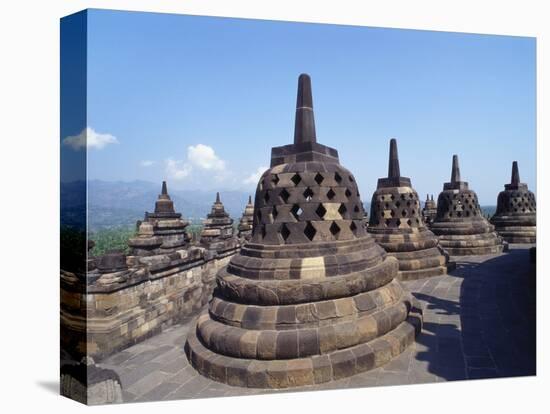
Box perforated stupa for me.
[490,161,536,243]
[368,139,450,280]
[431,155,506,255]
[184,74,422,388]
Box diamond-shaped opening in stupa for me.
[304,222,316,241]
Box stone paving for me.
[99,245,536,403]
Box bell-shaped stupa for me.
[431,155,506,255]
[490,161,536,243]
[185,74,422,389]
[422,194,437,226]
[368,139,450,280]
[237,195,255,240]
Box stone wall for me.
[61,247,239,361]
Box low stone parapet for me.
[61,245,240,361]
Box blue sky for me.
[75,9,535,204]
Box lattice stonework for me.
[252,169,366,244]
[436,190,483,220]
[496,191,536,215]
[369,188,422,229]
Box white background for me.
[0,1,547,412]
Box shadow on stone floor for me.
[413,247,535,382]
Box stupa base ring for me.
[375,244,451,281]
[439,243,506,256]
[397,265,448,281]
[185,307,422,389]
[502,236,536,244]
[494,226,536,244]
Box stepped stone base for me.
[185,303,422,388]
[436,233,507,256]
[494,225,536,244]
[369,230,451,281]
[431,220,506,257]
[397,264,448,281]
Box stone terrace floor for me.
[100,245,536,403]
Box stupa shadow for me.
[412,248,535,381]
[413,292,461,316]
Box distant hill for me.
[60,180,86,230]
[61,180,497,231]
[66,180,255,231]
[480,206,497,218]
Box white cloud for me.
[165,143,228,182]
[63,127,118,150]
[165,158,192,180]
[187,144,225,171]
[140,160,155,167]
[243,166,268,186]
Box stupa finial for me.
[376,138,410,188]
[161,180,168,196]
[388,138,400,178]
[451,155,461,183]
[293,73,316,144]
[511,161,520,185]
[248,195,252,204]
[216,192,221,204]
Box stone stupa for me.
[237,195,255,241]
[422,194,437,226]
[128,181,191,256]
[430,155,506,255]
[367,139,450,280]
[490,161,536,243]
[200,192,238,254]
[185,74,422,389]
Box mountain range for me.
[62,180,495,232]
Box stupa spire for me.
[270,74,339,167]
[248,195,252,204]
[377,138,410,188]
[511,161,520,185]
[215,192,221,204]
[293,73,316,144]
[388,138,400,178]
[451,155,461,183]
[161,180,168,196]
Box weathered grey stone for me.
[490,162,536,243]
[185,74,421,388]
[431,155,506,255]
[368,139,451,280]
